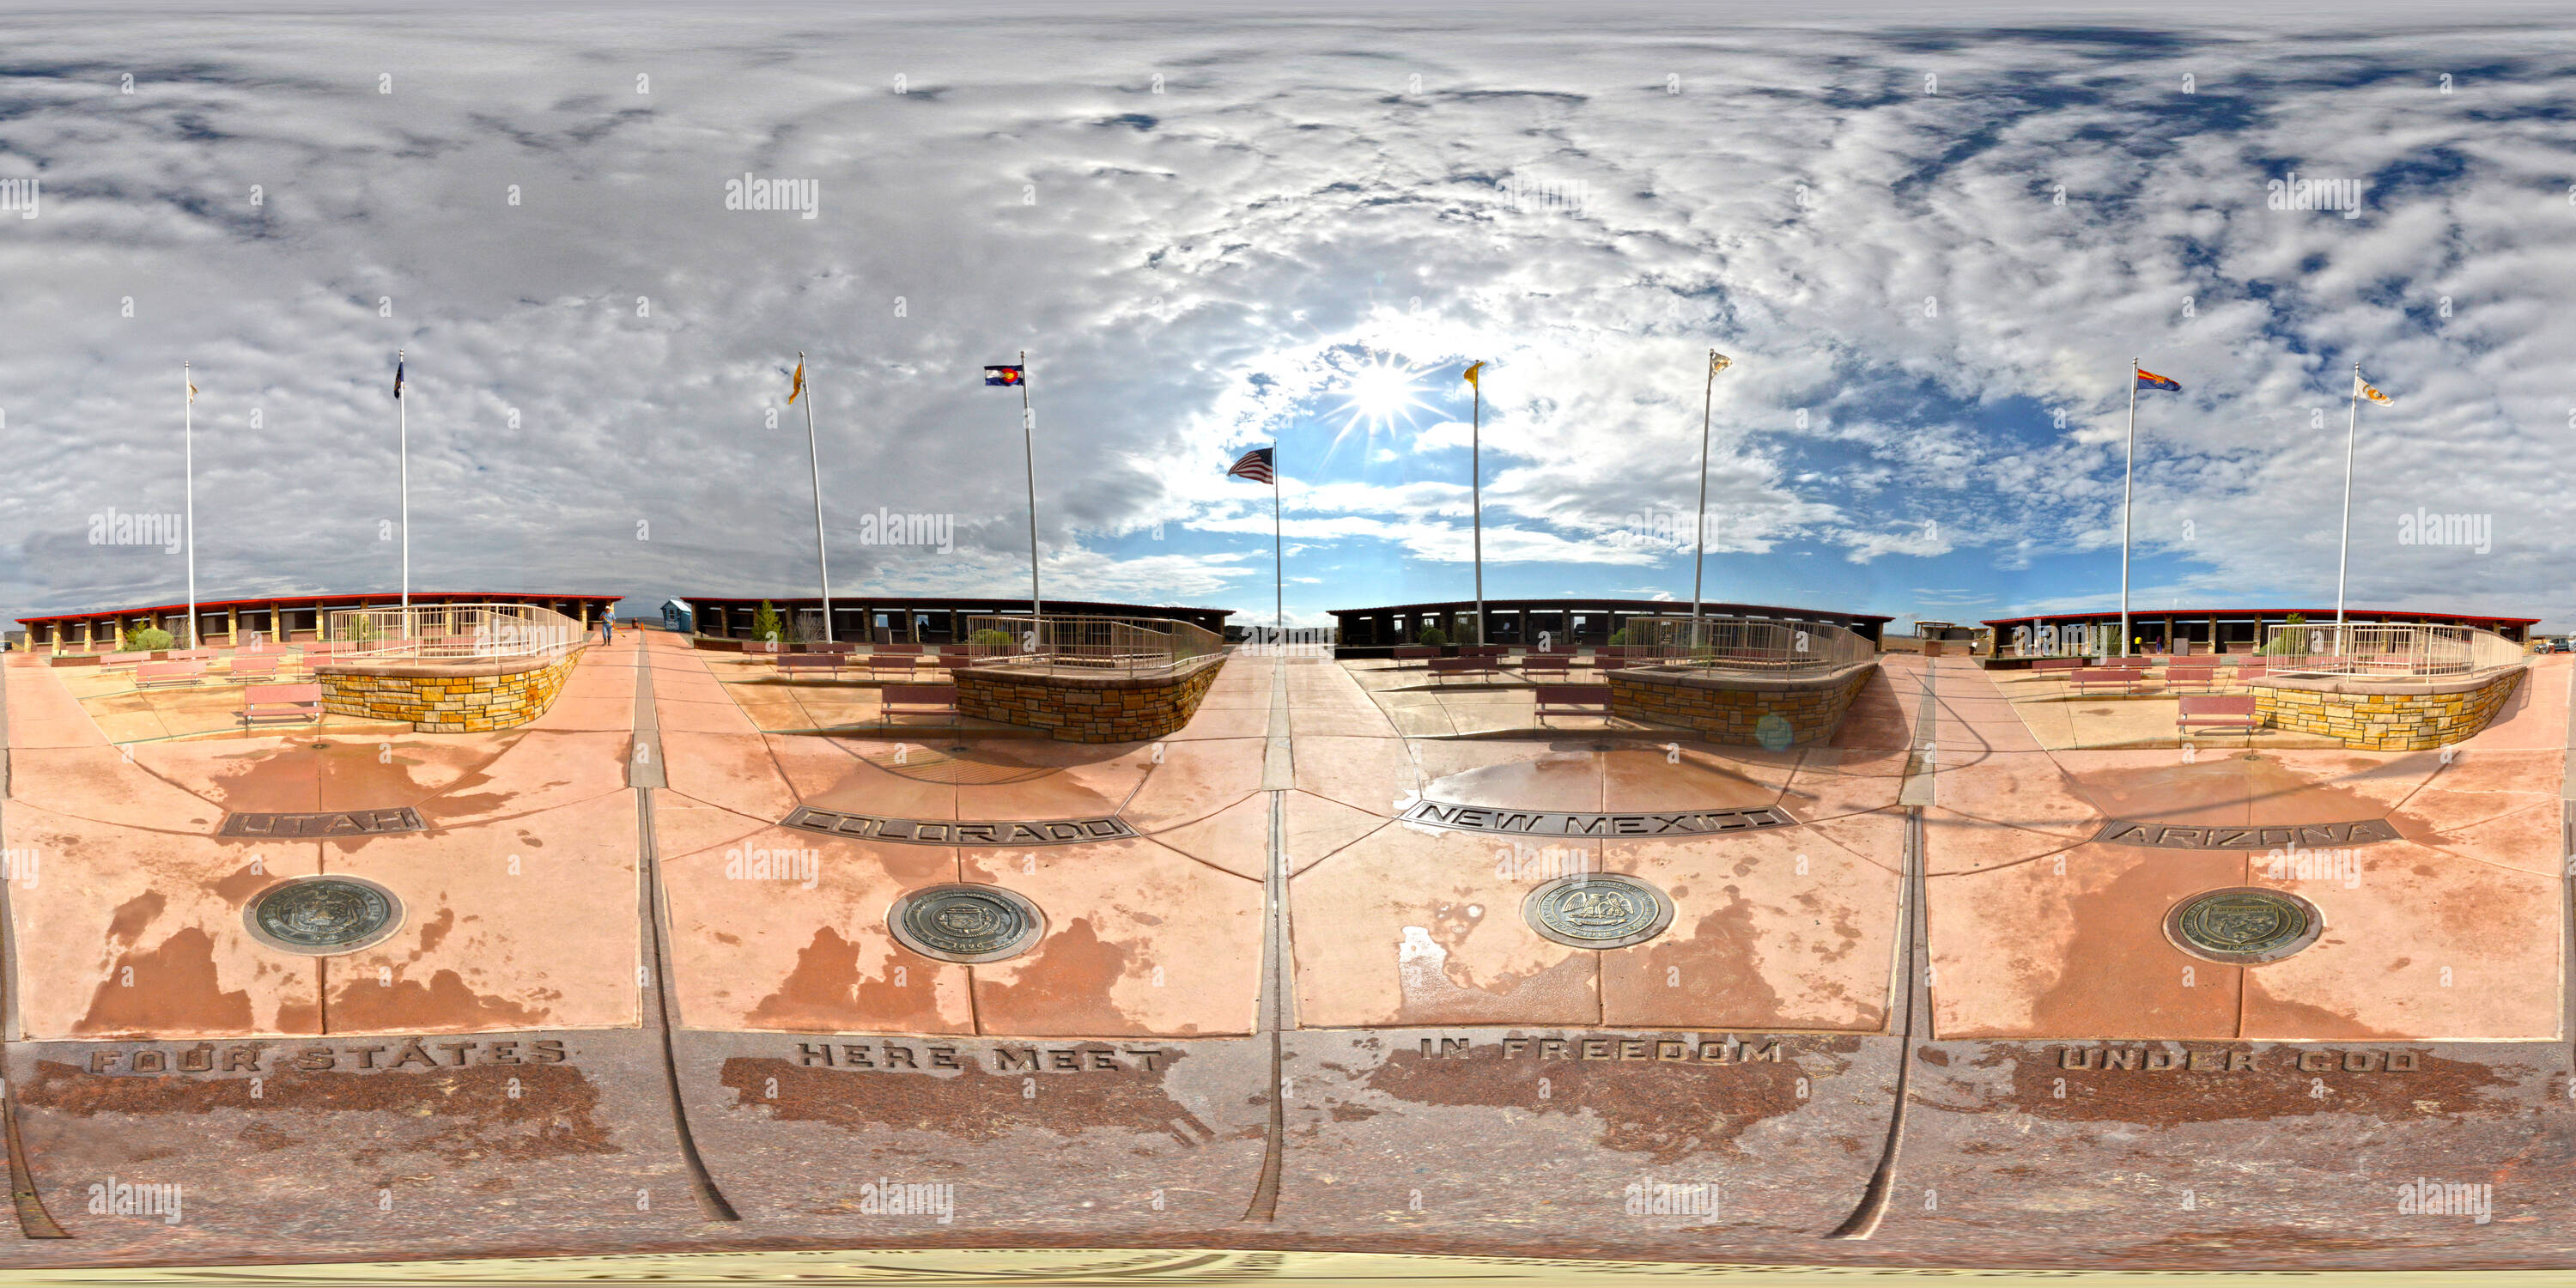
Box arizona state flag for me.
[2135,368,2180,393]
[1462,361,1485,388]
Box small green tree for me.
[125,626,174,651]
[1605,626,1631,647]
[1417,625,1449,648]
[752,601,784,645]
[2263,612,2306,656]
[970,628,1016,648]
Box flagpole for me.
[398,348,409,614]
[1691,350,1715,622]
[1470,372,1485,647]
[183,362,197,649]
[798,351,835,642]
[2118,358,2136,659]
[1020,349,1042,623]
[1272,464,1283,639]
[2336,360,2359,637]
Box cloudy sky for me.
[5,1,2574,632]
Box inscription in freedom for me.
[218,808,425,839]
[2093,818,2398,850]
[783,807,1138,847]
[1400,800,1796,839]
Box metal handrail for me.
[959,613,1224,676]
[321,603,586,662]
[2257,622,2523,677]
[1610,616,1875,674]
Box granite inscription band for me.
[2095,818,2397,850]
[2163,887,2325,964]
[784,806,1136,847]
[886,884,1046,963]
[1401,799,1795,839]
[219,808,426,838]
[1522,873,1676,950]
[244,876,406,956]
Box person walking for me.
[599,605,615,647]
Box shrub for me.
[1416,626,1449,648]
[970,628,1017,648]
[125,626,174,651]
[752,601,784,644]
[1605,626,1631,647]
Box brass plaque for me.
[887,884,1046,963]
[1522,873,1675,951]
[785,807,1134,847]
[219,808,425,838]
[1402,800,1795,839]
[2164,887,2324,964]
[2095,819,2397,850]
[245,876,405,956]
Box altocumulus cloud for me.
[3,1,2573,628]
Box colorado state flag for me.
[2135,368,2181,393]
[983,365,1024,386]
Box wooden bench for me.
[866,654,922,677]
[2178,694,2258,734]
[241,683,324,727]
[1390,645,1437,668]
[2031,657,2085,672]
[99,650,151,671]
[1427,657,1507,683]
[874,644,922,656]
[1516,654,1574,679]
[135,659,207,689]
[775,653,846,678]
[880,683,958,725]
[2163,665,2218,693]
[2071,666,2145,695]
[227,656,282,684]
[1461,644,1507,659]
[1535,683,1614,726]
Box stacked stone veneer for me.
[2254,666,2524,750]
[954,655,1226,743]
[316,649,583,733]
[1606,661,1876,747]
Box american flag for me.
[1225,447,1275,484]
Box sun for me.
[1334,352,1434,440]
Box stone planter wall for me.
[2254,666,2524,750]
[316,649,585,732]
[953,655,1225,743]
[1605,661,1876,748]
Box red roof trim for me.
[16,592,621,627]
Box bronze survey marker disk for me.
[2163,886,2324,964]
[244,875,406,956]
[887,884,1047,963]
[1522,873,1676,950]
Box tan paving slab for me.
[1926,750,2099,837]
[1599,826,1898,1032]
[2456,658,2565,750]
[664,824,973,1035]
[1292,734,1422,818]
[318,789,641,1034]
[1601,745,1795,812]
[1118,738,1267,835]
[952,739,1155,820]
[412,729,634,827]
[4,659,111,749]
[1781,747,1912,822]
[2418,799,2565,876]
[2239,841,2561,1042]
[1411,747,1604,813]
[8,803,325,1039]
[9,746,228,830]
[960,837,1262,1036]
[1928,841,2246,1041]
[767,736,957,820]
[1921,806,2084,876]
[661,730,801,823]
[1142,790,1270,880]
[1290,824,1601,1029]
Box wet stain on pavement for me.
[327,969,549,1034]
[76,926,255,1037]
[745,927,954,1033]
[974,918,1147,1036]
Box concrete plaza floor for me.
[0,637,2570,1268]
